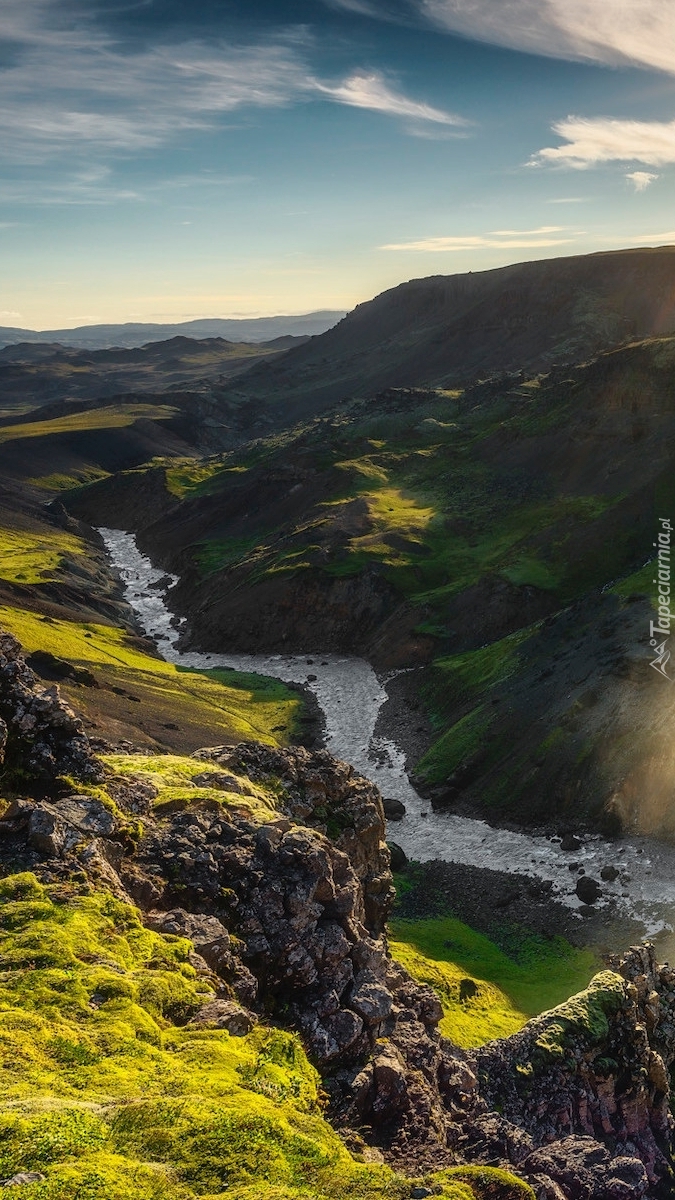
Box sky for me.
[1,0,675,329]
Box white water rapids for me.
[100,526,675,942]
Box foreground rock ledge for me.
[1,629,675,1199]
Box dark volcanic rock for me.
[387,841,408,870]
[560,834,582,852]
[382,797,406,820]
[575,875,602,904]
[0,629,102,787]
[522,1137,649,1199]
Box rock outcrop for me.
[0,630,102,788]
[2,654,675,1198]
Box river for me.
[99,526,675,942]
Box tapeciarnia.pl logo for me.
[650,517,673,680]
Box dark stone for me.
[601,865,620,882]
[459,978,478,1002]
[387,841,408,871]
[575,875,602,904]
[560,833,582,851]
[382,797,406,821]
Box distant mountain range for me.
[0,311,346,351]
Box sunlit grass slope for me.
[0,604,301,751]
[174,385,621,606]
[389,917,599,1049]
[0,404,178,444]
[0,529,85,585]
[0,875,534,1200]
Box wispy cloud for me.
[313,70,465,126]
[626,170,659,191]
[626,230,675,243]
[380,226,575,250]
[419,0,675,75]
[0,1,467,165]
[531,117,675,169]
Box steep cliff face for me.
[2,628,675,1198]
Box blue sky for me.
[1,0,675,328]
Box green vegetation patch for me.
[0,605,302,749]
[0,404,178,445]
[414,705,494,785]
[165,460,248,500]
[28,467,111,492]
[0,528,85,585]
[423,629,533,726]
[0,875,529,1200]
[103,753,279,823]
[530,970,626,1066]
[433,1168,535,1199]
[610,557,656,598]
[389,916,599,1049]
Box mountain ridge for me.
[223,246,675,417]
[0,310,346,350]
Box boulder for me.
[387,841,408,871]
[382,797,406,821]
[188,1000,256,1036]
[523,1137,649,1199]
[560,833,582,851]
[575,875,602,904]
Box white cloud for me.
[626,170,659,190]
[312,71,466,125]
[0,2,468,164]
[381,225,575,250]
[420,0,675,75]
[531,116,675,169]
[626,230,675,242]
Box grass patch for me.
[0,875,529,1200]
[165,460,248,500]
[424,629,533,725]
[0,528,85,585]
[0,605,302,750]
[388,916,599,1049]
[195,535,266,577]
[610,558,656,598]
[28,467,110,492]
[0,404,178,445]
[414,705,493,785]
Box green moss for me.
[165,461,248,500]
[530,970,626,1065]
[434,1166,535,1199]
[27,468,110,492]
[501,556,559,590]
[103,753,279,824]
[0,875,523,1200]
[195,534,268,577]
[388,917,599,1048]
[610,557,656,597]
[424,629,533,723]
